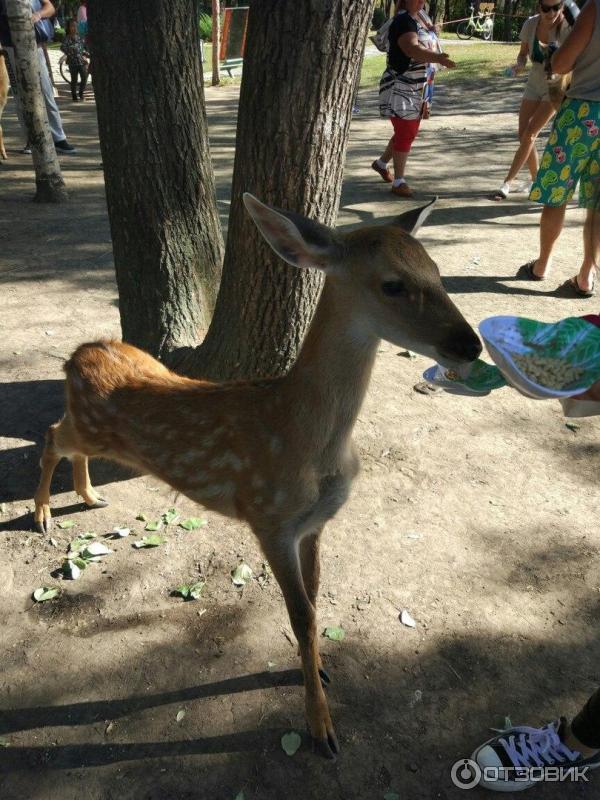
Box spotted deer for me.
[34,194,481,758]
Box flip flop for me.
[557,275,596,298]
[516,260,545,281]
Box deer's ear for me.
[243,193,343,271]
[392,197,437,236]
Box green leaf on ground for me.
[234,793,245,800]
[56,520,75,529]
[281,731,302,756]
[162,508,180,525]
[566,422,580,432]
[144,520,163,532]
[176,709,186,722]
[134,534,166,548]
[80,542,113,560]
[135,513,147,521]
[179,517,208,531]
[0,737,10,747]
[174,580,205,600]
[33,587,59,602]
[0,502,7,514]
[323,626,345,641]
[62,560,82,580]
[231,563,253,586]
[68,533,95,552]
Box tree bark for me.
[6,0,68,202]
[178,0,374,380]
[211,0,220,86]
[88,0,223,359]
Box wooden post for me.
[6,0,68,202]
[211,0,220,86]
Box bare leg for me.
[505,100,555,184]
[34,424,62,533]
[576,208,600,292]
[379,135,394,165]
[392,149,409,181]
[533,203,567,277]
[300,530,329,684]
[72,455,108,508]
[261,532,338,758]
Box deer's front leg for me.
[300,529,330,687]
[261,533,339,759]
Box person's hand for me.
[439,53,456,69]
[31,11,42,22]
[571,380,600,402]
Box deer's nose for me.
[440,331,482,363]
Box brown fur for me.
[34,197,481,758]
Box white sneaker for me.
[493,181,511,200]
[471,718,600,792]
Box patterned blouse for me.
[61,34,88,67]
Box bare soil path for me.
[0,74,598,800]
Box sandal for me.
[516,260,545,281]
[557,275,596,298]
[492,181,511,201]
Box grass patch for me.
[360,41,519,88]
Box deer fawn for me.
[34,194,481,758]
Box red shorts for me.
[391,117,421,153]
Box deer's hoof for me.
[311,730,340,760]
[319,668,331,687]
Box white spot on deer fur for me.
[270,436,282,455]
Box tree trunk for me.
[211,0,220,86]
[178,0,375,380]
[88,0,224,359]
[6,0,68,202]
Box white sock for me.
[392,178,406,187]
[376,158,388,170]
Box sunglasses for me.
[540,1,563,11]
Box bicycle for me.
[456,5,494,40]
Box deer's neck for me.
[282,278,379,455]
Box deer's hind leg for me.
[72,455,108,509]
[34,421,66,533]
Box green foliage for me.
[198,12,212,42]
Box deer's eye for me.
[381,280,407,297]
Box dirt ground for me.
[1,67,599,800]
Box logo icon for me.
[450,758,481,790]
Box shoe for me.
[557,274,596,298]
[352,104,360,114]
[472,718,600,791]
[54,139,77,154]
[516,260,545,281]
[371,160,393,183]
[72,96,79,103]
[391,182,413,198]
[20,145,32,155]
[492,181,511,201]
